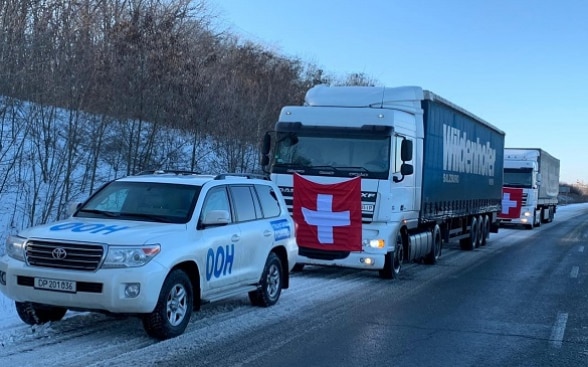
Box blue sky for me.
[212,0,588,185]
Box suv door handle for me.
[231,234,240,242]
[263,230,272,237]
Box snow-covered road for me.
[1,203,586,366]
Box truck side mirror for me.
[401,163,413,176]
[393,163,414,183]
[401,139,413,161]
[260,155,270,166]
[262,133,271,155]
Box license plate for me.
[362,204,375,212]
[34,277,77,293]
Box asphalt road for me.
[3,205,588,367]
[165,204,588,367]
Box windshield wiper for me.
[275,162,307,168]
[309,165,340,171]
[334,166,370,172]
[77,208,120,217]
[118,212,175,223]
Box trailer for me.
[261,85,505,279]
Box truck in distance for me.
[499,148,560,229]
[261,85,505,279]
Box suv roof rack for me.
[214,173,269,180]
[136,170,201,176]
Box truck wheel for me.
[379,232,403,279]
[15,301,67,325]
[142,269,193,340]
[480,215,490,246]
[474,216,483,248]
[533,212,541,228]
[459,217,477,251]
[249,252,283,307]
[292,263,305,272]
[424,225,442,264]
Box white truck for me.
[261,85,505,279]
[499,148,560,229]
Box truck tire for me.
[480,215,490,246]
[249,252,283,307]
[424,225,442,264]
[459,217,478,251]
[474,216,483,248]
[142,269,193,340]
[292,263,305,272]
[379,232,404,279]
[533,212,541,228]
[15,301,67,325]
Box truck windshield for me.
[272,130,391,178]
[503,168,533,188]
[76,181,200,224]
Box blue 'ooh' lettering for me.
[205,244,235,281]
[49,222,128,234]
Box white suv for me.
[0,171,297,339]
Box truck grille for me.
[25,240,105,271]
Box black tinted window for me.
[229,185,258,222]
[255,184,281,218]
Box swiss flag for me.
[293,174,362,252]
[500,187,523,219]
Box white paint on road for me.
[579,246,584,253]
[549,312,568,348]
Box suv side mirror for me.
[202,210,230,227]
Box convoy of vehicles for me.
[261,85,506,279]
[498,148,560,229]
[0,171,297,339]
[0,85,564,340]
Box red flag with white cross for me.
[500,187,523,219]
[293,173,362,252]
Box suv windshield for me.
[76,181,201,224]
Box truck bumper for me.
[0,255,167,314]
[296,248,388,270]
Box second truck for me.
[261,85,505,279]
[498,148,560,229]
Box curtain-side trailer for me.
[261,85,505,279]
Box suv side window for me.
[200,186,232,223]
[229,185,259,222]
[255,184,281,218]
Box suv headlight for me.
[6,235,27,262]
[102,245,161,268]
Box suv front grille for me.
[25,240,105,271]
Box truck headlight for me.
[367,239,385,249]
[5,235,26,262]
[102,245,161,268]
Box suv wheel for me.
[249,252,283,307]
[142,269,193,340]
[15,301,67,325]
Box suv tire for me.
[249,252,283,307]
[15,301,67,325]
[142,269,193,340]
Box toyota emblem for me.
[52,247,67,260]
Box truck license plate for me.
[34,277,76,293]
